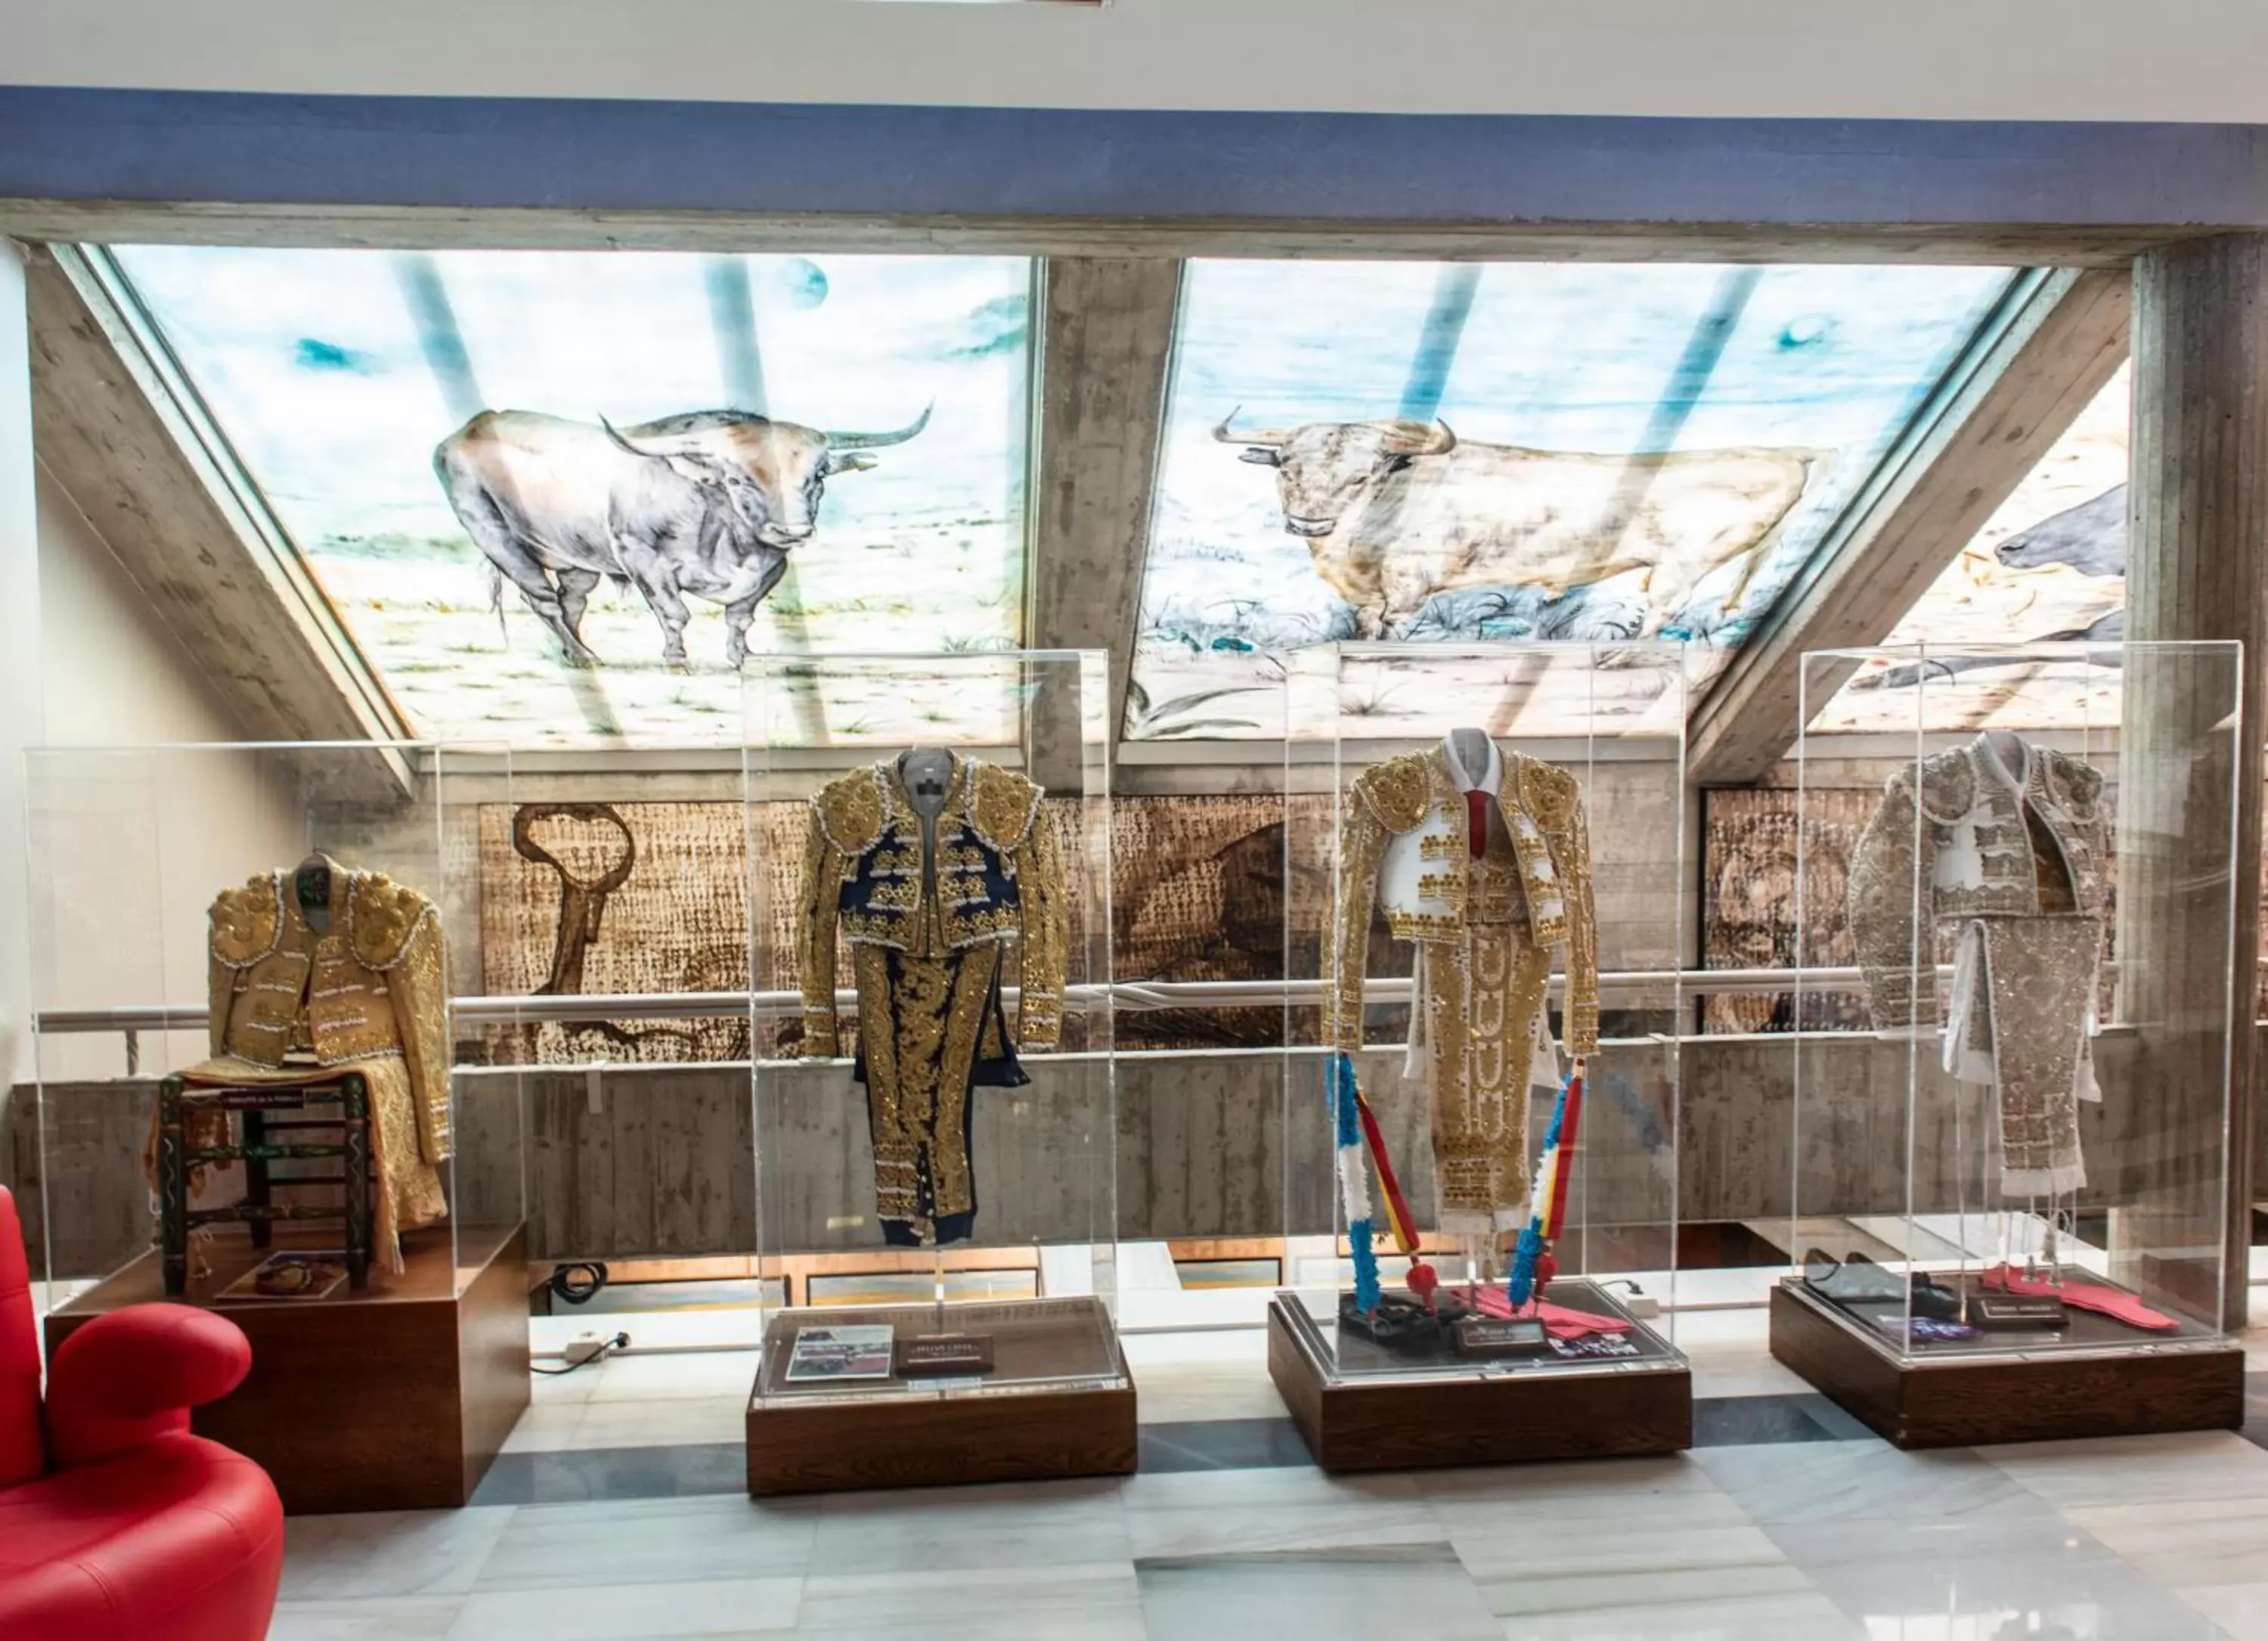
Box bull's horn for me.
[1379,418,1457,458]
[824,402,933,451]
[598,416,661,458]
[1212,406,1292,448]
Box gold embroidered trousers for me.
[1411,929,1555,1236]
[1946,912,2100,1196]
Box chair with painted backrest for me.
[0,1184,284,1641]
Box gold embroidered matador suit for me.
[798,755,1068,1247]
[1848,731,2110,1196]
[1324,737,1599,1234]
[175,861,453,1267]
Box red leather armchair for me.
[0,1187,284,1641]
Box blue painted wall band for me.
[1,86,2264,228]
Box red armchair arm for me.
[44,1303,252,1469]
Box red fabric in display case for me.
[0,1187,284,1641]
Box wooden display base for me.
[46,1221,530,1514]
[745,1295,1136,1497]
[1770,1278,2245,1449]
[1267,1292,1692,1472]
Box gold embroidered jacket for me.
[798,756,1068,1056]
[204,868,454,1164]
[1324,743,1599,1058]
[1848,737,2109,1028]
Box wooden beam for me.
[1688,266,2131,785]
[1025,256,1182,787]
[0,200,2221,268]
[26,244,406,744]
[2119,234,2268,1332]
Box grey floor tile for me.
[807,1476,1130,1577]
[1695,1436,2051,1524]
[1479,1588,1863,1641]
[265,1596,466,1640]
[1124,1466,1437,1560]
[474,1493,818,1591]
[472,1441,749,1506]
[1137,1416,1309,1472]
[278,1506,516,1601]
[445,1576,800,1638]
[2175,1580,2268,1641]
[1765,1510,2231,1639]
[2067,1494,2268,1589]
[1137,1545,1501,1641]
[1690,1393,1841,1447]
[795,1562,1145,1639]
[1980,1429,2268,1509]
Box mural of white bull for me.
[1216,413,1826,641]
[434,404,928,668]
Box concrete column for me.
[0,240,41,1090]
[2121,234,2268,1330]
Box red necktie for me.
[1467,790,1489,860]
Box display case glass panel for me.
[742,651,1123,1411]
[23,741,523,1308]
[1786,641,2240,1361]
[1278,641,1690,1383]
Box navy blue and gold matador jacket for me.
[795,754,1068,1243]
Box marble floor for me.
[266,1320,2268,1640]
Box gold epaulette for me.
[1350,752,1430,833]
[813,767,885,856]
[209,873,284,969]
[967,761,1043,853]
[349,873,433,970]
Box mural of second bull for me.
[110,247,1033,749]
[1130,259,2017,741]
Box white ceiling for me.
[5,0,2268,123]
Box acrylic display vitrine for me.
[22,740,527,1510]
[1268,642,1693,1470]
[1777,641,2247,1447]
[739,651,1131,1494]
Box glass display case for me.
[740,651,1130,1493]
[1778,641,2247,1446]
[1269,641,1693,1469]
[22,740,527,1511]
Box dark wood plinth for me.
[46,1221,531,1514]
[1266,1296,1693,1472]
[1769,1280,2246,1449]
[745,1295,1136,1496]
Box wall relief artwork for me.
[1699,787,1870,1035]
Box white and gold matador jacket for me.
[177,860,453,1264]
[1325,737,1599,1233]
[1848,732,2110,1195]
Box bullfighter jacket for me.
[1325,737,1598,1234]
[1847,732,2110,1196]
[176,859,454,1264]
[798,754,1068,1245]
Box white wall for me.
[29,471,304,1079]
[4,1,2267,123]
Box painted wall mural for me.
[111,247,1033,749]
[1811,365,2130,733]
[1131,260,2018,741]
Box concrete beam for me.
[0,201,2217,268]
[25,244,405,744]
[1025,256,1181,788]
[1689,266,2131,785]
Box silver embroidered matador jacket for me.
[1847,732,2110,1195]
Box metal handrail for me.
[33,964,1877,1041]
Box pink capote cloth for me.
[1458,1283,1627,1339]
[1980,1264,2177,1332]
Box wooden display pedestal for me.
[1769,1279,2245,1449]
[46,1222,531,1514]
[1267,1293,1693,1472]
[745,1295,1137,1497]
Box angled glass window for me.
[107,247,1034,749]
[1131,259,2019,741]
[1811,364,2130,734]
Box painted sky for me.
[113,247,1033,749]
[1132,259,2017,740]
